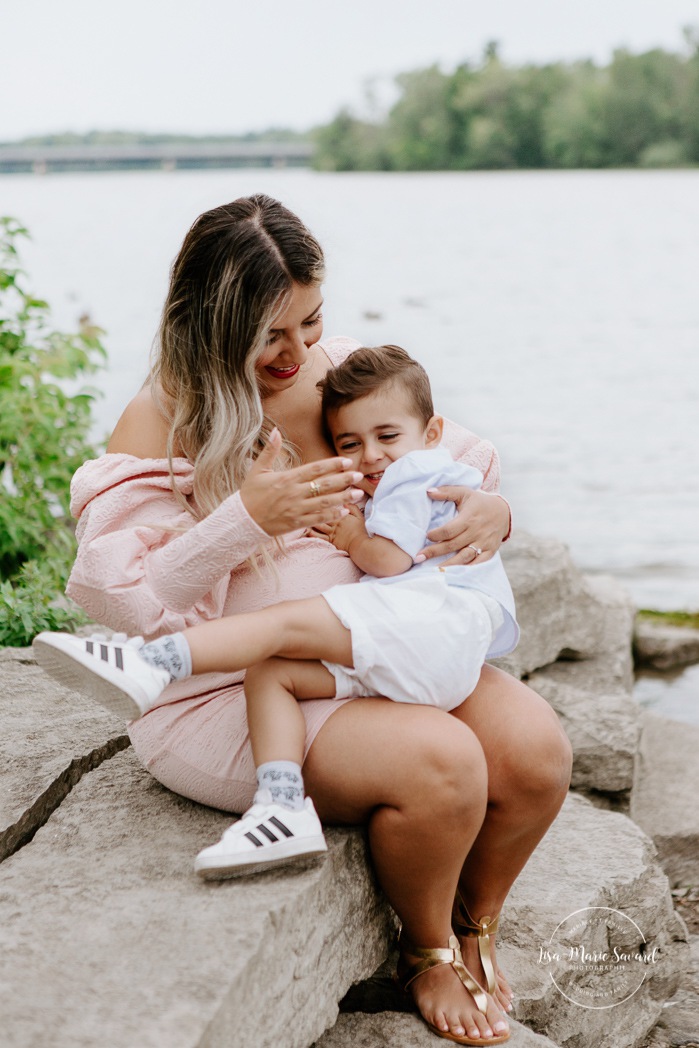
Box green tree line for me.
[314,35,699,170]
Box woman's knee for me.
[403,713,489,818]
[463,667,572,807]
[501,689,573,805]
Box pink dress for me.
[67,338,503,813]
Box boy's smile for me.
[327,385,443,497]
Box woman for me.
[67,195,572,1046]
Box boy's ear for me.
[424,415,443,447]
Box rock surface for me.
[314,1012,561,1047]
[630,712,699,887]
[0,646,128,862]
[0,747,395,1048]
[634,619,699,671]
[499,793,687,1048]
[503,533,641,803]
[497,534,636,683]
[527,656,640,799]
[643,935,699,1048]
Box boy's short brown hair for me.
[317,345,434,448]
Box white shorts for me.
[321,574,502,711]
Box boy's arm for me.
[329,506,413,577]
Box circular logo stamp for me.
[538,906,658,1009]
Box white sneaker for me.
[32,631,171,720]
[194,789,328,880]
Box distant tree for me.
[313,36,699,171]
[383,66,458,169]
[542,62,609,167]
[313,109,389,170]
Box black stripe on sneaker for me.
[100,644,109,662]
[269,816,293,838]
[86,641,94,655]
[114,647,124,670]
[257,824,279,843]
[244,832,264,848]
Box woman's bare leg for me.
[183,596,353,675]
[303,698,509,1042]
[451,665,573,1010]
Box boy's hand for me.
[329,503,367,553]
[309,503,366,551]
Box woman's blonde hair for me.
[151,194,325,520]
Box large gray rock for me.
[501,546,641,800]
[526,657,641,797]
[318,796,687,1048]
[314,1012,561,1047]
[0,646,128,861]
[634,619,699,671]
[643,933,699,1047]
[0,748,395,1048]
[499,793,687,1048]
[630,712,699,887]
[497,534,635,683]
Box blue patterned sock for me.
[257,760,305,811]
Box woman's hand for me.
[417,487,511,567]
[239,428,364,537]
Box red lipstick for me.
[265,363,301,381]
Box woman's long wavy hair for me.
[150,194,325,520]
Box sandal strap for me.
[399,944,459,989]
[398,934,489,1016]
[452,893,500,995]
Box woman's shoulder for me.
[107,385,171,458]
[70,386,192,519]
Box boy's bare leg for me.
[183,596,353,674]
[243,658,338,767]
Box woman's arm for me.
[419,418,511,566]
[67,463,271,637]
[69,424,363,638]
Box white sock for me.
[140,633,192,682]
[257,761,305,811]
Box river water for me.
[1,168,698,614]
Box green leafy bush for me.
[0,217,106,645]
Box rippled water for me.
[2,168,698,610]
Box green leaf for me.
[0,216,106,640]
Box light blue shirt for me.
[362,447,519,658]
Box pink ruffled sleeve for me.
[440,418,501,493]
[66,455,269,639]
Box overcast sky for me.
[3,0,697,140]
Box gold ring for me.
[309,480,321,497]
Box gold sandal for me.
[452,892,500,996]
[397,933,509,1045]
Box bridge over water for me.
[0,141,315,174]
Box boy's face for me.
[327,383,442,497]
